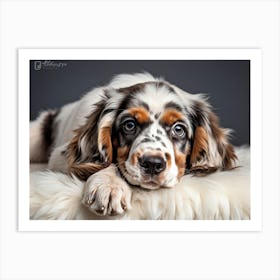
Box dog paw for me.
[82,166,132,216]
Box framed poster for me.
[1,1,279,280]
[18,48,261,231]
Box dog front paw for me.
[82,166,132,216]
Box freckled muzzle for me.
[126,146,176,189]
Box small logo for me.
[34,61,42,71]
[33,60,67,71]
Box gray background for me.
[30,60,250,146]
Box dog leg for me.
[82,164,132,216]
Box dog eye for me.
[171,123,186,138]
[122,119,137,134]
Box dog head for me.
[66,74,237,190]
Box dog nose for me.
[139,156,166,175]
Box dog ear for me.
[66,98,115,180]
[188,99,237,176]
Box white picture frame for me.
[19,48,261,232]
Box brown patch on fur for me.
[65,99,113,180]
[190,126,208,164]
[189,126,216,176]
[131,151,141,166]
[165,153,172,169]
[66,101,105,163]
[208,113,225,143]
[221,142,237,170]
[117,146,130,163]
[188,112,237,175]
[208,112,237,170]
[128,107,150,124]
[66,128,84,166]
[160,109,184,126]
[69,162,108,181]
[174,148,187,178]
[66,125,108,180]
[99,126,113,162]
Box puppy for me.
[30,73,237,216]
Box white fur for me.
[109,72,156,89]
[30,147,250,220]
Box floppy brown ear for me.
[66,99,114,180]
[189,101,237,176]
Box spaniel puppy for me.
[30,73,237,216]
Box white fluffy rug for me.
[30,147,250,220]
